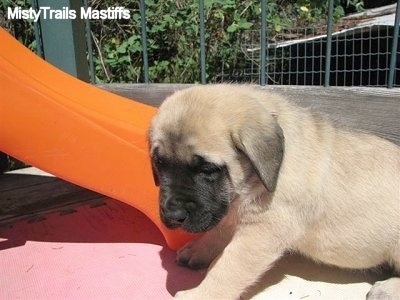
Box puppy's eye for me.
[152,152,166,167]
[192,155,222,175]
[199,163,221,174]
[156,157,166,167]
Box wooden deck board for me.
[0,168,105,226]
[99,84,400,145]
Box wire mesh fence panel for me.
[232,23,399,87]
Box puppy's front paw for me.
[177,238,218,270]
[367,278,400,300]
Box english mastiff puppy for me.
[148,85,400,299]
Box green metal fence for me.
[136,0,400,87]
[10,0,400,87]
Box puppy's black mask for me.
[151,150,233,233]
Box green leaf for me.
[117,42,127,54]
[227,23,238,33]
[238,21,253,30]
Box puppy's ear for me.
[151,162,160,186]
[231,115,284,192]
[149,145,160,187]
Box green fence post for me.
[83,0,95,84]
[388,0,400,88]
[199,0,206,84]
[35,0,89,82]
[139,0,149,83]
[260,0,267,86]
[324,0,334,87]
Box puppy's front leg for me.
[177,204,238,269]
[175,218,293,299]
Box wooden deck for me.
[0,84,399,299]
[0,167,106,227]
[99,84,400,144]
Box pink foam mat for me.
[0,199,204,299]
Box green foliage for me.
[1,0,36,50]
[344,0,364,12]
[90,0,202,83]
[90,0,363,83]
[1,0,364,83]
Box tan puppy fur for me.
[148,85,400,299]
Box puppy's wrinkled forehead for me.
[151,126,197,163]
[149,88,228,164]
[151,118,223,164]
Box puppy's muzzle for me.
[161,196,197,228]
[161,204,187,226]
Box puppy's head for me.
[148,85,284,233]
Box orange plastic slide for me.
[0,28,196,250]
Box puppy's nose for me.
[162,199,188,224]
[164,207,188,225]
